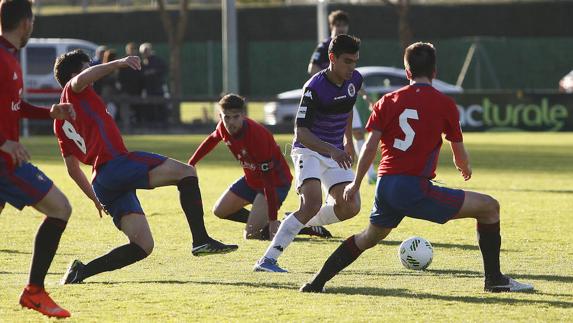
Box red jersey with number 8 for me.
[54,83,128,170]
[366,84,463,179]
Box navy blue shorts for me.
[92,151,167,229]
[370,175,465,228]
[0,162,53,210]
[229,176,290,207]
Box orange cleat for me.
[19,285,71,318]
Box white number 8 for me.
[62,121,87,154]
[393,109,419,152]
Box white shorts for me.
[352,106,362,129]
[291,147,355,193]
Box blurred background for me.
[20,0,573,133]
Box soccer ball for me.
[398,236,433,270]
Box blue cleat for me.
[253,257,288,273]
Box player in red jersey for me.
[188,94,331,240]
[0,0,76,318]
[52,50,237,285]
[300,42,533,293]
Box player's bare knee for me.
[137,236,154,255]
[51,197,72,221]
[182,164,197,178]
[212,205,227,219]
[484,195,500,221]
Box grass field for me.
[1,133,573,322]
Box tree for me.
[381,0,413,50]
[157,0,189,123]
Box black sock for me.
[225,208,250,223]
[477,221,502,280]
[81,243,148,281]
[178,176,210,246]
[29,217,67,287]
[310,235,364,289]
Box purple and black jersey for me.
[294,69,363,151]
[309,37,331,70]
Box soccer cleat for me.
[299,282,325,293]
[19,286,71,318]
[253,257,288,273]
[61,259,85,284]
[299,226,333,239]
[192,238,238,256]
[484,274,534,293]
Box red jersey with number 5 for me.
[366,83,463,179]
[54,83,128,170]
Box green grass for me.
[1,133,573,321]
[180,101,266,124]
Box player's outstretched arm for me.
[63,155,105,217]
[71,56,141,93]
[344,129,380,202]
[344,112,355,161]
[450,141,472,181]
[188,132,221,166]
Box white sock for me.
[262,214,305,260]
[306,205,340,226]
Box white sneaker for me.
[484,275,534,292]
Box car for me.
[21,38,98,102]
[263,66,463,125]
[559,70,573,93]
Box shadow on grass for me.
[472,187,573,195]
[0,271,64,275]
[88,279,298,291]
[326,286,572,308]
[341,268,573,283]
[290,239,485,251]
[0,249,31,255]
[86,278,572,308]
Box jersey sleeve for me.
[443,99,463,142]
[295,87,319,128]
[365,98,386,132]
[20,101,51,119]
[188,130,222,165]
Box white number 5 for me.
[393,109,418,152]
[62,121,87,154]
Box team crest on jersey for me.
[13,72,18,80]
[348,83,356,97]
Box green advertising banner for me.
[452,92,573,132]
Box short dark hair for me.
[328,10,349,26]
[328,34,360,58]
[404,42,436,79]
[0,0,32,32]
[53,49,91,87]
[219,93,246,112]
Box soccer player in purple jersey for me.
[254,35,363,272]
[300,42,533,293]
[307,10,377,183]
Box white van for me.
[20,38,98,101]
